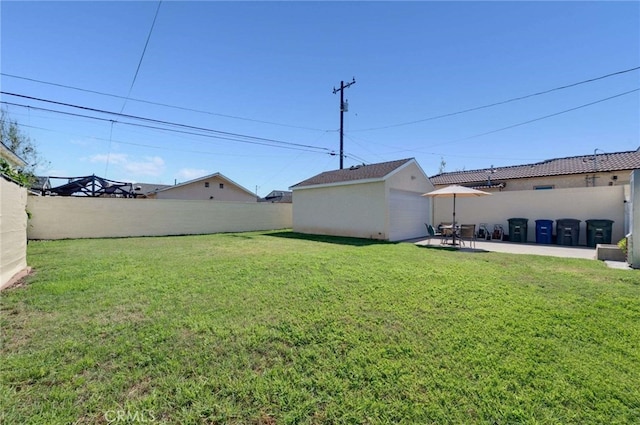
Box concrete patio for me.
[412,237,635,270]
[413,238,597,260]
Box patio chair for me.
[477,223,490,241]
[425,224,444,245]
[459,224,477,248]
[491,224,504,241]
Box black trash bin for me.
[535,219,554,244]
[556,219,580,246]
[508,218,529,243]
[586,219,614,247]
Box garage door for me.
[388,189,431,241]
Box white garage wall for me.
[388,189,431,241]
[293,181,388,239]
[433,185,627,245]
[27,197,291,240]
[386,161,435,241]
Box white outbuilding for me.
[290,158,435,241]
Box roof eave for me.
[0,142,28,168]
[291,176,386,191]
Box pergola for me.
[47,175,137,198]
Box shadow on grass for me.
[416,244,493,254]
[263,231,397,247]
[416,244,460,252]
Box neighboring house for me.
[148,172,257,202]
[430,148,640,191]
[290,158,434,242]
[30,176,52,196]
[1,141,27,169]
[259,190,292,203]
[132,182,172,198]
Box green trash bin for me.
[508,218,529,243]
[586,219,614,247]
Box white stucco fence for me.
[630,170,639,268]
[27,197,292,240]
[1,178,28,288]
[433,185,627,245]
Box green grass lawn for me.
[1,231,639,424]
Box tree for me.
[0,108,48,178]
[438,157,446,174]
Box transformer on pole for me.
[332,77,356,169]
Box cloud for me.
[46,169,69,176]
[177,168,208,181]
[123,156,165,177]
[70,137,101,147]
[89,153,128,165]
[87,154,165,177]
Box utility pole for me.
[333,77,356,169]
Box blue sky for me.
[1,1,638,196]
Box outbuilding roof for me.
[430,148,640,186]
[291,158,415,189]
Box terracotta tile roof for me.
[430,148,640,185]
[291,158,414,188]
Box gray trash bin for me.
[556,219,580,246]
[508,218,529,243]
[586,219,614,247]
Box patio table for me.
[440,225,461,246]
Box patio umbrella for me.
[422,185,491,246]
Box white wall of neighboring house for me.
[293,181,388,240]
[152,176,256,202]
[432,185,627,245]
[492,172,629,191]
[433,171,634,192]
[1,178,28,289]
[26,197,291,240]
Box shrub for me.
[617,237,628,259]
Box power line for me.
[343,133,387,162]
[431,88,640,147]
[367,88,639,155]
[1,100,334,155]
[18,123,296,158]
[0,73,330,132]
[15,116,553,166]
[351,66,640,132]
[120,1,162,113]
[0,92,334,152]
[343,152,370,165]
[108,1,162,176]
